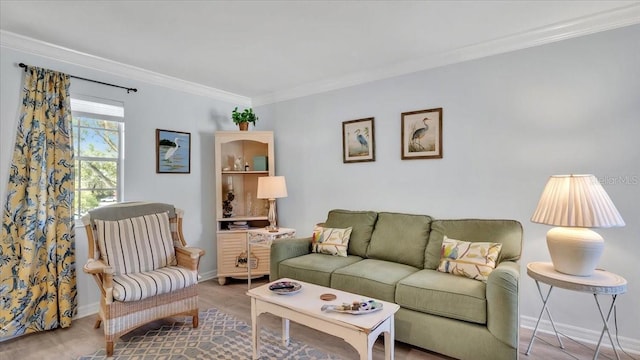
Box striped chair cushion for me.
[95,212,177,275]
[112,266,198,302]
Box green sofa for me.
[270,209,523,360]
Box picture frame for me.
[342,117,375,163]
[401,107,442,160]
[156,129,191,173]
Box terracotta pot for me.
[238,123,249,131]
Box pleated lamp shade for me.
[531,174,625,228]
[531,174,624,276]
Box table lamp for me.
[531,174,625,276]
[257,176,288,232]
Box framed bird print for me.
[156,129,191,173]
[401,108,442,160]
[343,117,375,163]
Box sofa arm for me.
[270,237,312,281]
[486,260,520,348]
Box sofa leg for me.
[106,341,114,357]
[94,317,101,329]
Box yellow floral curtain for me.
[0,66,76,339]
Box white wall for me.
[0,47,247,316]
[258,24,640,348]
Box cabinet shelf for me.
[221,170,269,175]
[217,216,268,222]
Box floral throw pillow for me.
[311,225,352,257]
[437,236,502,281]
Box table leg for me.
[282,318,290,346]
[384,316,395,360]
[592,294,620,360]
[247,237,252,289]
[251,298,259,360]
[526,281,564,355]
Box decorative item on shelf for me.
[531,174,625,276]
[223,176,235,218]
[257,176,288,232]
[245,162,250,171]
[233,156,242,171]
[231,107,258,131]
[253,156,268,171]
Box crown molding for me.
[252,4,640,106]
[0,30,251,106]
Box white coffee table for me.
[247,278,400,360]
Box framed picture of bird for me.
[342,117,375,163]
[156,129,191,173]
[401,107,442,160]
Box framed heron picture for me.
[156,129,191,173]
[342,117,375,163]
[401,108,442,160]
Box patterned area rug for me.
[78,307,341,359]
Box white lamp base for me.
[546,227,604,276]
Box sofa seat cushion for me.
[331,259,419,303]
[112,266,198,302]
[366,212,432,268]
[278,253,363,287]
[396,269,487,324]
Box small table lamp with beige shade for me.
[531,174,625,276]
[257,176,287,232]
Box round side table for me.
[525,261,627,360]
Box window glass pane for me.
[75,190,100,218]
[77,128,119,158]
[79,160,117,191]
[77,116,119,130]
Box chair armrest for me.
[270,237,312,281]
[486,260,520,348]
[83,258,113,275]
[83,259,115,303]
[175,246,205,271]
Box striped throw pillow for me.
[95,212,177,275]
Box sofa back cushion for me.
[424,219,522,270]
[324,209,378,258]
[366,212,432,268]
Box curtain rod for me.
[18,63,138,94]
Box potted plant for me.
[231,107,258,131]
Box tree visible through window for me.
[71,97,124,218]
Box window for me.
[71,97,124,218]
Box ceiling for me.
[1,1,639,105]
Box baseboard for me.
[520,315,640,355]
[75,303,99,319]
[74,270,220,320]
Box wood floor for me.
[1,277,636,360]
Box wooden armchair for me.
[82,202,204,356]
